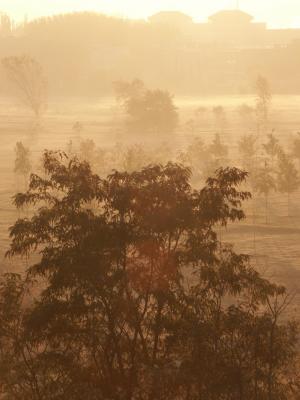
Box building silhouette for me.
[149,9,300,48]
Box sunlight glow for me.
[1,0,300,28]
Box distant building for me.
[198,10,267,47]
[149,9,300,48]
[0,12,12,36]
[148,11,193,27]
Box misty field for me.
[1,94,300,306]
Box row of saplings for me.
[14,129,300,222]
[1,150,299,399]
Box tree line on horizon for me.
[1,11,300,95]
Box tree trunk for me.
[265,194,268,224]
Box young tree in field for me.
[193,105,208,130]
[114,79,178,134]
[2,55,47,119]
[79,138,106,172]
[202,133,230,179]
[185,118,197,134]
[255,75,272,134]
[3,151,299,399]
[209,133,228,160]
[121,144,150,172]
[72,121,83,136]
[263,131,282,167]
[237,103,255,130]
[252,161,277,224]
[194,105,207,119]
[292,134,300,168]
[277,152,300,217]
[66,139,74,157]
[238,134,258,173]
[238,134,260,222]
[178,137,211,181]
[14,142,31,188]
[79,138,97,162]
[212,105,227,134]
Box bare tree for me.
[2,55,47,119]
[255,75,272,135]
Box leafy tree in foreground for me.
[1,151,299,400]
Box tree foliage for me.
[238,134,258,173]
[1,151,299,399]
[252,161,277,223]
[114,79,178,134]
[14,142,31,177]
[263,132,281,162]
[277,151,300,216]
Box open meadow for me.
[1,94,300,313]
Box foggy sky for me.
[1,0,300,28]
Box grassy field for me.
[1,94,300,314]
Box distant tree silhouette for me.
[2,151,299,399]
[194,105,207,118]
[72,121,83,136]
[79,138,97,161]
[178,137,211,181]
[113,79,145,103]
[121,144,149,172]
[238,134,258,173]
[263,132,282,167]
[212,105,227,134]
[2,55,47,119]
[201,133,230,179]
[114,79,178,134]
[292,135,300,167]
[209,133,228,160]
[237,103,255,130]
[277,151,300,217]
